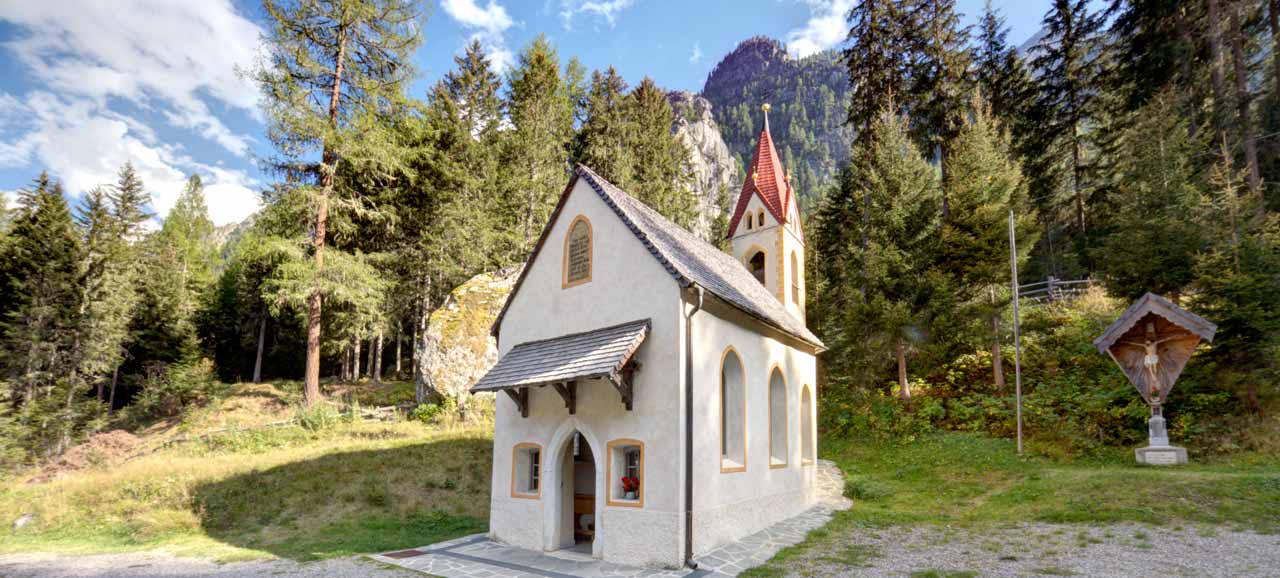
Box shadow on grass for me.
[193,434,491,561]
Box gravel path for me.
[0,551,421,578]
[3,523,1277,578]
[778,522,1280,578]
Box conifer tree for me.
[576,67,632,185]
[940,94,1038,392]
[74,186,141,404]
[624,77,696,227]
[975,2,1036,157]
[253,0,421,406]
[844,0,910,141]
[1028,0,1106,268]
[504,35,575,254]
[814,109,943,397]
[0,174,83,406]
[905,0,972,187]
[1093,91,1203,300]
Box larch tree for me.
[253,0,422,406]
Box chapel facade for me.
[473,109,822,568]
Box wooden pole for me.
[1009,211,1024,455]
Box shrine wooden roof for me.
[1093,292,1218,353]
[471,319,650,393]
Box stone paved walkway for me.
[370,460,852,578]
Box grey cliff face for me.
[668,90,739,243]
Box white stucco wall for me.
[489,178,686,568]
[488,177,819,568]
[730,194,807,319]
[684,305,818,556]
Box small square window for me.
[607,439,643,507]
[512,443,541,499]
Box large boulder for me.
[415,266,521,401]
[668,90,740,242]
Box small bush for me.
[296,404,340,431]
[133,358,219,419]
[844,476,892,501]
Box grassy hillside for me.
[0,382,492,562]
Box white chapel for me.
[472,110,824,569]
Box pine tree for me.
[74,186,141,405]
[905,0,972,191]
[1093,91,1204,301]
[624,77,696,227]
[504,35,575,254]
[0,174,83,406]
[1028,0,1106,270]
[1107,0,1200,111]
[814,109,943,397]
[844,0,911,141]
[975,2,1036,158]
[253,0,421,406]
[1193,140,1280,414]
[576,67,632,185]
[940,94,1038,392]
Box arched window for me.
[720,347,746,472]
[563,216,592,288]
[790,252,800,305]
[801,386,814,465]
[757,210,766,228]
[768,367,788,468]
[748,251,766,286]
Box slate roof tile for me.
[472,319,650,392]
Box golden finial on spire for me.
[762,102,771,131]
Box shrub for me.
[295,403,340,431]
[844,476,892,501]
[133,358,218,419]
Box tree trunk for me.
[372,330,383,384]
[353,336,362,382]
[394,321,402,379]
[990,287,1005,394]
[414,282,433,403]
[108,364,119,414]
[253,312,267,384]
[1272,0,1280,102]
[1207,0,1232,146]
[303,22,349,407]
[1227,0,1263,195]
[896,339,910,399]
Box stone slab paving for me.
[370,460,852,578]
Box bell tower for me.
[727,103,806,318]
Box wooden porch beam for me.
[503,387,529,418]
[552,381,577,414]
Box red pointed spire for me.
[727,103,794,238]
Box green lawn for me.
[743,432,1280,577]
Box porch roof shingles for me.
[471,319,651,393]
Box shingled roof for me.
[491,165,823,349]
[472,319,650,393]
[726,113,794,238]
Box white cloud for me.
[785,0,854,58]
[0,0,263,157]
[689,42,703,64]
[0,91,260,226]
[0,0,263,225]
[559,0,634,30]
[441,0,517,72]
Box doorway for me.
[560,431,596,554]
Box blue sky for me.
[0,0,1059,226]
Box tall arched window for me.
[768,367,788,468]
[801,385,814,465]
[720,347,746,472]
[757,210,766,228]
[563,216,592,288]
[790,252,800,305]
[748,251,766,286]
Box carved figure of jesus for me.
[1120,330,1192,398]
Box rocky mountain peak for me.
[668,90,739,242]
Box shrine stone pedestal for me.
[1134,414,1186,465]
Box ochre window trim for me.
[767,363,789,469]
[562,215,593,288]
[511,442,542,499]
[801,385,815,466]
[719,345,747,474]
[605,438,645,508]
[757,209,766,228]
[790,251,801,305]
